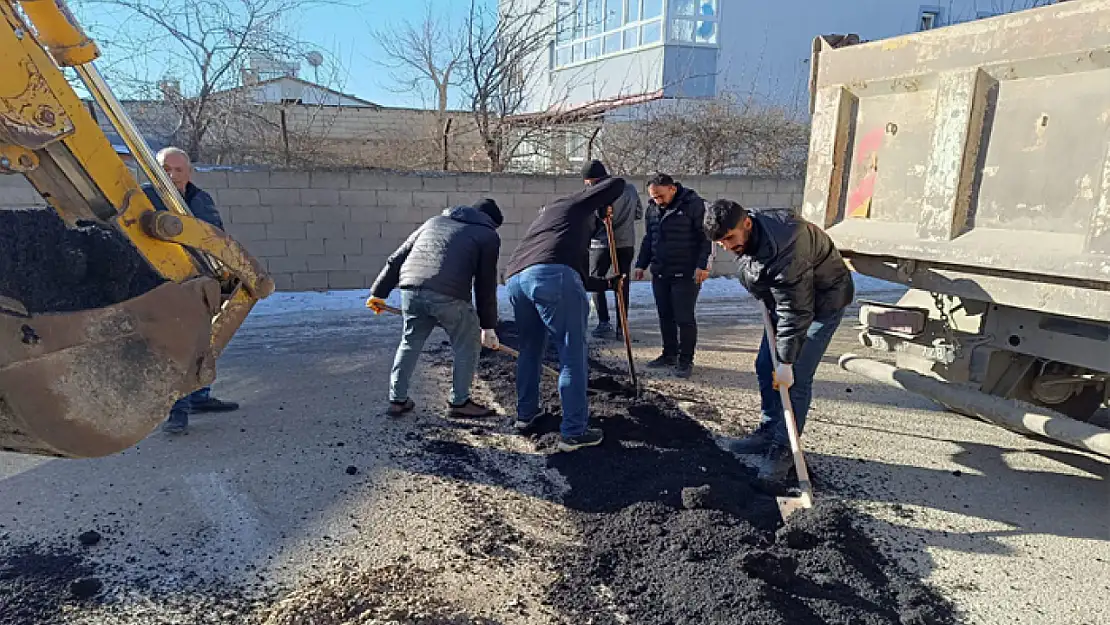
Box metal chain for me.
[932,291,962,359]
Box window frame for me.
[667,0,719,47]
[553,0,667,69]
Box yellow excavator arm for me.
[0,0,274,458]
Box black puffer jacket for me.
[734,208,855,364]
[370,206,501,329]
[635,184,711,278]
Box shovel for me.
[604,207,640,397]
[759,305,814,520]
[367,299,560,379]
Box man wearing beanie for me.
[504,177,627,452]
[368,199,504,419]
[582,159,642,339]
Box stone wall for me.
[0,170,803,291]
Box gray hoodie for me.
[590,181,643,250]
[370,205,501,329]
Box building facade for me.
[521,0,1054,115]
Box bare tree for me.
[460,0,562,172]
[80,0,337,162]
[598,93,810,178]
[370,1,464,120]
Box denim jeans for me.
[756,308,845,446]
[507,264,590,438]
[390,288,481,406]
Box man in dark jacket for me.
[583,160,642,339]
[367,200,504,419]
[504,178,626,452]
[703,199,855,484]
[634,173,712,378]
[142,146,238,434]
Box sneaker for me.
[646,354,676,369]
[673,362,693,378]
[190,396,240,413]
[446,398,495,418]
[557,428,604,452]
[162,410,188,434]
[724,425,776,455]
[756,443,795,483]
[513,414,539,432]
[591,322,614,338]
[386,398,415,417]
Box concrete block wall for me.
[0,170,803,291]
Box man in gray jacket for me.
[367,200,503,419]
[583,160,642,339]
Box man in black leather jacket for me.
[367,200,504,419]
[634,173,712,378]
[703,199,854,484]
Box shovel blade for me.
[775,493,813,520]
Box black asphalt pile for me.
[0,208,166,314]
[0,538,103,624]
[481,321,957,625]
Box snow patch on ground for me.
[249,273,906,318]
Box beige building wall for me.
[0,170,803,291]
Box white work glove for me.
[481,329,500,350]
[773,363,794,389]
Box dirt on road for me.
[0,285,1106,625]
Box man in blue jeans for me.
[142,147,239,434]
[503,178,627,452]
[703,199,855,484]
[367,200,504,419]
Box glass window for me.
[585,37,601,58]
[604,32,622,54]
[627,0,640,22]
[623,26,639,48]
[698,0,717,17]
[641,19,661,44]
[671,0,696,17]
[643,0,662,19]
[575,2,586,38]
[671,19,694,42]
[695,19,717,44]
[587,0,603,36]
[572,43,583,63]
[556,46,572,66]
[605,0,622,30]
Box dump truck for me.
[804,0,1110,457]
[0,0,274,458]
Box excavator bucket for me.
[0,278,222,458]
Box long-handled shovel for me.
[604,207,639,397]
[758,305,814,520]
[367,300,560,379]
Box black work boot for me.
[674,361,693,379]
[646,354,676,369]
[191,396,240,413]
[724,424,776,456]
[592,322,614,339]
[757,443,794,484]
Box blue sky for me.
[71,0,492,108]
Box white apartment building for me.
[520,0,1052,115]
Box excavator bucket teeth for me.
[0,278,221,458]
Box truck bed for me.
[801,0,1110,321]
